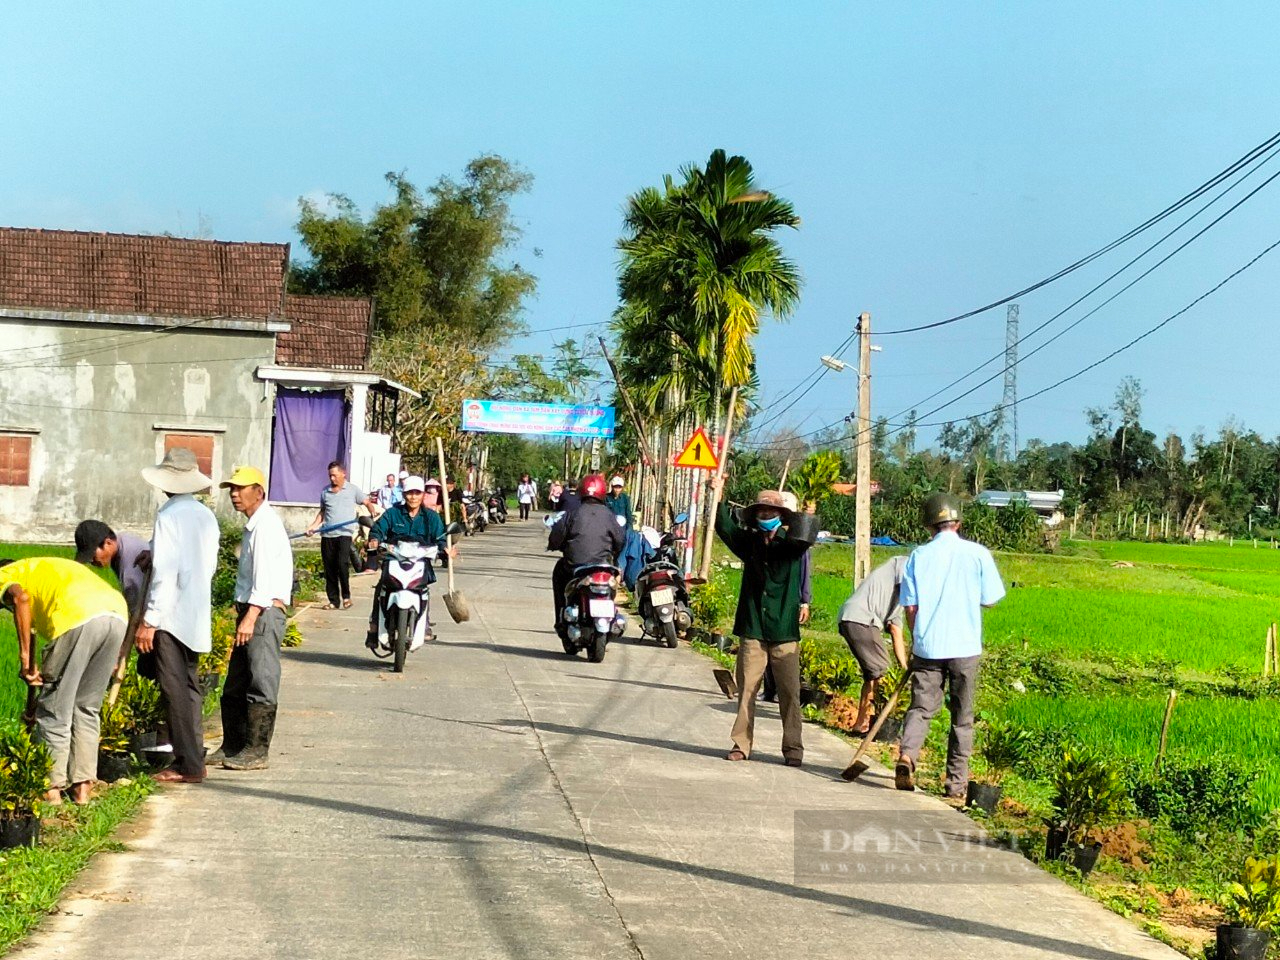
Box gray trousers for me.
[226,605,286,706]
[898,654,981,795]
[35,615,124,787]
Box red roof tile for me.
[0,228,288,322]
[277,294,373,370]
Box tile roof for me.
[0,228,288,322]
[276,294,373,370]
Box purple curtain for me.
[269,388,349,502]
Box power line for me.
[873,127,1280,336]
[883,140,1280,425]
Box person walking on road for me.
[713,484,814,767]
[0,556,126,805]
[838,555,909,734]
[605,476,633,528]
[516,473,538,521]
[131,449,220,784]
[307,461,366,610]
[896,493,1006,797]
[762,492,811,703]
[218,465,293,771]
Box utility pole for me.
[854,311,872,586]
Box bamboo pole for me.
[698,387,739,582]
[1265,624,1275,677]
[1273,623,1279,676]
[1152,689,1178,776]
[779,458,792,491]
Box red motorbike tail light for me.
[589,571,613,585]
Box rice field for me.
[1001,693,1280,815]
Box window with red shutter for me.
[0,435,32,486]
[163,434,215,479]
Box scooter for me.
[560,563,626,663]
[462,494,487,535]
[485,490,508,525]
[372,539,446,672]
[634,512,692,648]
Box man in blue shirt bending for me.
[896,493,1006,798]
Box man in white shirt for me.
[135,448,220,784]
[218,465,293,771]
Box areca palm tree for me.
[617,149,801,437]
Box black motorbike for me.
[462,493,487,535]
[560,562,626,663]
[634,513,692,648]
[485,489,508,525]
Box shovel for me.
[436,437,471,623]
[840,668,913,783]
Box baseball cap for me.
[402,475,426,493]
[398,470,409,480]
[220,465,268,489]
[74,519,115,563]
[610,476,624,487]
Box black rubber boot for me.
[208,697,248,765]
[222,703,277,771]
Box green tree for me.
[293,156,536,349]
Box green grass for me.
[0,778,153,951]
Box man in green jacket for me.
[713,485,814,767]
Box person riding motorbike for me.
[547,474,625,635]
[364,476,454,650]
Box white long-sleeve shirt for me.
[144,494,220,653]
[234,502,293,608]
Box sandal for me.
[341,600,353,609]
[726,749,748,761]
[321,603,338,610]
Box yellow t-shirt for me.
[0,557,127,640]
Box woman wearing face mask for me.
[710,482,815,768]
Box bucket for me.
[788,514,820,545]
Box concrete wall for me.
[0,316,276,544]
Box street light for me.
[820,355,847,372]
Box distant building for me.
[0,228,412,542]
[975,489,1066,527]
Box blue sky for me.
[4,2,1278,450]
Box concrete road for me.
[17,520,1180,960]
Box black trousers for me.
[552,559,573,629]
[321,535,353,605]
[519,502,531,520]
[152,631,204,777]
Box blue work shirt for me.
[899,529,1005,659]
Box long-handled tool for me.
[106,566,154,708]
[840,668,913,782]
[436,437,471,623]
[289,521,359,541]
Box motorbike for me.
[560,562,626,663]
[485,489,508,525]
[634,513,692,648]
[371,523,462,672]
[462,494,487,535]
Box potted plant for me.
[0,724,53,848]
[97,700,133,783]
[1045,748,1126,876]
[872,661,910,743]
[1216,856,1280,960]
[968,719,1031,814]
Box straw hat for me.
[142,448,212,495]
[743,489,795,521]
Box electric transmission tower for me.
[999,303,1019,460]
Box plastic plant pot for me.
[966,781,1003,815]
[873,716,903,743]
[97,752,131,783]
[1216,924,1271,960]
[0,817,40,849]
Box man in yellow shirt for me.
[0,557,127,805]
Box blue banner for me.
[461,400,616,439]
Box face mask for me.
[758,516,782,533]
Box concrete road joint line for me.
[474,599,648,960]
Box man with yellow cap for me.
[215,466,293,771]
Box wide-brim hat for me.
[142,448,212,495]
[743,489,795,521]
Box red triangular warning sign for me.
[674,427,719,470]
